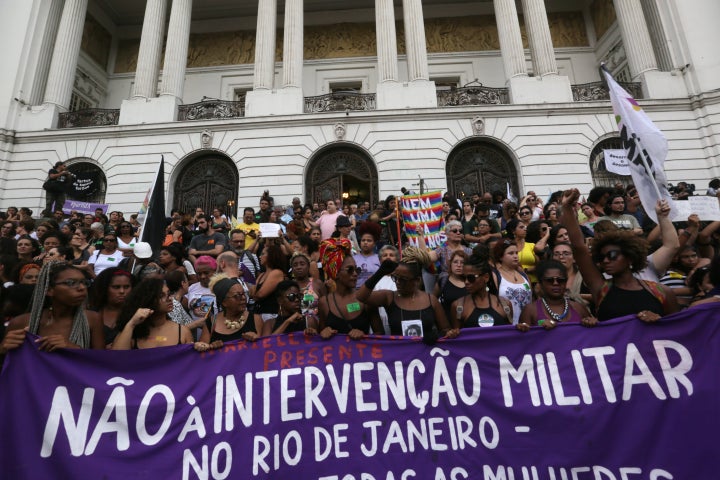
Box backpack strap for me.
[597,280,613,307]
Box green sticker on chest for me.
[346,302,361,313]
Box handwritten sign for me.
[1,305,718,479]
[259,223,281,238]
[603,149,631,176]
[671,196,720,221]
[400,191,445,248]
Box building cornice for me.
[12,98,694,144]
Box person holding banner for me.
[1,262,105,354]
[517,260,595,331]
[357,247,459,340]
[451,254,510,328]
[560,189,679,321]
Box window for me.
[433,77,461,91]
[233,88,250,103]
[329,81,363,94]
[69,92,92,112]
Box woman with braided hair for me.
[1,261,105,353]
[316,238,381,340]
[357,246,459,340]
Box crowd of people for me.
[1,179,719,358]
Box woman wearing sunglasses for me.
[200,276,257,343]
[517,260,595,331]
[316,239,381,339]
[1,262,105,353]
[87,232,123,278]
[451,255,510,328]
[420,220,471,275]
[358,246,459,340]
[560,189,679,321]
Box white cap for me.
[133,242,153,259]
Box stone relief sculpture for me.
[200,129,214,149]
[334,123,347,141]
[471,117,485,136]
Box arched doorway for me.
[446,141,519,200]
[306,146,378,206]
[66,160,107,204]
[590,137,628,187]
[173,154,239,215]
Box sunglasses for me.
[286,293,302,301]
[542,276,568,285]
[391,275,414,284]
[600,249,622,262]
[449,229,462,234]
[520,211,531,216]
[53,279,91,288]
[459,274,482,283]
[343,266,362,275]
[227,293,246,300]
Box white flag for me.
[602,68,672,224]
[603,149,631,175]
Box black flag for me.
[138,156,166,255]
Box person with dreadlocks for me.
[316,238,382,340]
[357,246,459,340]
[0,262,104,353]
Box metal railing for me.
[178,98,245,121]
[437,85,510,106]
[304,91,376,113]
[58,108,120,128]
[572,81,643,101]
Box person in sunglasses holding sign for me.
[516,260,596,331]
[559,189,679,322]
[451,254,511,328]
[317,238,381,340]
[358,246,459,340]
[1,262,105,353]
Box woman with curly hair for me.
[560,189,679,321]
[315,239,381,339]
[357,246,459,340]
[112,277,195,350]
[1,262,104,353]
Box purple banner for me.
[1,305,718,479]
[63,200,108,215]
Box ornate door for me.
[173,155,238,215]
[446,143,518,199]
[307,148,378,205]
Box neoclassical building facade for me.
[0,0,718,215]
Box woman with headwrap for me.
[316,238,382,340]
[1,262,105,353]
[198,275,258,346]
[357,246,459,340]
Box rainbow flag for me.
[400,190,446,248]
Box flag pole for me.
[395,196,403,259]
[631,133,663,198]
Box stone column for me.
[520,0,558,76]
[254,0,278,90]
[493,0,527,79]
[132,0,168,99]
[160,0,193,100]
[613,0,659,79]
[28,0,64,106]
[43,0,88,109]
[375,0,398,83]
[402,0,429,82]
[282,0,303,88]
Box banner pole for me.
[631,133,663,198]
[395,197,402,259]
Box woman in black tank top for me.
[452,255,510,329]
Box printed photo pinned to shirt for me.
[401,319,423,337]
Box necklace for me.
[224,311,248,330]
[541,296,569,322]
[500,266,520,282]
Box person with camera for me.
[42,161,75,217]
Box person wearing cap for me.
[334,215,359,252]
[188,214,227,262]
[87,231,124,277]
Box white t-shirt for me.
[89,251,123,276]
[184,283,216,323]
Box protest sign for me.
[603,149,631,175]
[400,191,445,248]
[671,196,720,221]
[1,305,718,479]
[62,200,108,215]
